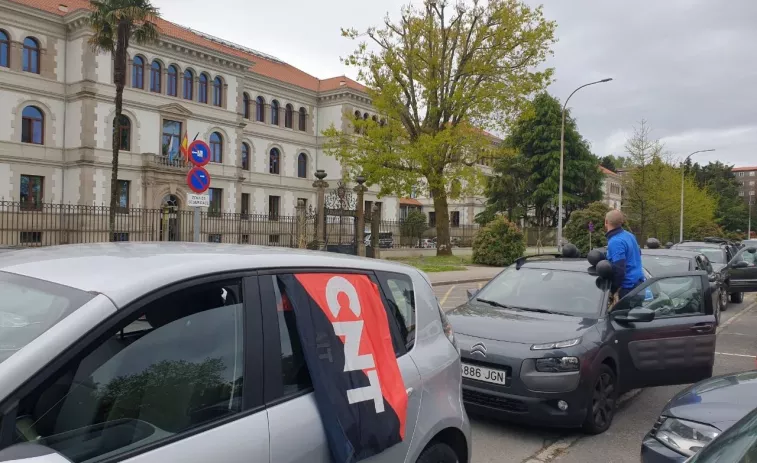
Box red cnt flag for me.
[180,132,189,158]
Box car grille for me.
[463,389,528,413]
[649,416,665,437]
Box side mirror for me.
[708,274,717,282]
[732,261,750,269]
[0,443,73,462]
[614,307,655,323]
[467,288,479,299]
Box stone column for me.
[10,41,22,72]
[313,169,328,250]
[193,76,199,102]
[223,83,229,109]
[278,105,286,128]
[370,203,381,259]
[354,175,368,257]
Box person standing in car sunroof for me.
[605,209,645,299]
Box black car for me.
[672,239,745,303]
[447,250,716,434]
[642,248,727,325]
[641,371,757,462]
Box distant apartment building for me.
[600,165,622,210]
[734,166,757,205]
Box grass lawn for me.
[387,255,472,273]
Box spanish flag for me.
[180,132,189,158]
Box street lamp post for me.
[749,197,754,240]
[679,149,715,243]
[557,78,613,251]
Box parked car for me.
[365,232,395,248]
[446,250,716,434]
[741,239,757,250]
[641,248,727,324]
[672,239,745,302]
[641,371,757,463]
[0,243,470,463]
[685,390,757,463]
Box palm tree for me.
[88,0,159,241]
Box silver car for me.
[0,243,470,463]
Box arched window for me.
[132,56,145,89]
[199,73,209,103]
[269,148,280,174]
[183,69,194,100]
[363,112,369,120]
[167,65,178,96]
[284,104,293,129]
[150,60,161,93]
[297,153,307,178]
[380,118,386,127]
[243,93,251,119]
[270,100,279,125]
[353,110,361,134]
[256,96,265,122]
[372,115,378,123]
[23,37,40,74]
[21,106,44,144]
[113,115,131,151]
[241,142,250,170]
[298,107,307,131]
[213,77,223,107]
[209,132,223,163]
[0,30,9,68]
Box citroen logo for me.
[471,342,487,358]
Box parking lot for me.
[433,283,757,463]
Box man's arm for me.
[606,239,627,294]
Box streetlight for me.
[557,78,613,250]
[748,197,754,240]
[679,149,715,243]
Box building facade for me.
[0,0,402,229]
[599,165,622,210]
[734,166,757,205]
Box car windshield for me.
[0,271,93,364]
[677,246,724,263]
[643,256,691,275]
[474,266,603,317]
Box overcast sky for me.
[152,0,757,167]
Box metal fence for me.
[0,201,484,249]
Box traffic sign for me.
[187,166,211,194]
[187,193,210,207]
[188,140,211,167]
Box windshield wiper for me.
[515,307,573,316]
[475,298,514,310]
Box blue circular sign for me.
[188,140,211,167]
[187,166,211,194]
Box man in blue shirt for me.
[605,210,645,298]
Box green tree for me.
[564,201,610,255]
[506,92,603,226]
[689,161,749,234]
[400,210,429,246]
[324,0,556,255]
[472,216,526,266]
[89,0,159,240]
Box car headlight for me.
[535,357,579,373]
[655,417,720,457]
[531,337,581,350]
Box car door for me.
[260,271,422,463]
[728,246,757,293]
[609,271,716,390]
[0,273,269,463]
[696,255,720,309]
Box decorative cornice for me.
[317,90,372,105]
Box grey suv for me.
[0,243,470,463]
[447,252,716,434]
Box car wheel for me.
[416,442,459,463]
[719,288,729,313]
[731,292,744,303]
[583,364,617,435]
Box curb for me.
[430,277,494,287]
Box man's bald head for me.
[605,209,624,231]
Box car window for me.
[11,279,245,463]
[618,275,704,318]
[376,272,416,351]
[677,247,726,264]
[0,272,94,364]
[474,267,604,317]
[270,275,312,396]
[734,249,757,266]
[643,256,691,275]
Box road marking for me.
[717,300,757,334]
[439,285,455,307]
[716,352,756,358]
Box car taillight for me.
[438,305,458,352]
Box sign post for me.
[186,140,212,242]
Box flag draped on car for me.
[278,273,407,463]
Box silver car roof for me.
[0,243,424,307]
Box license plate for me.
[462,363,508,385]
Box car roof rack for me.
[515,254,563,270]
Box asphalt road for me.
[432,283,757,463]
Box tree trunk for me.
[432,187,452,256]
[109,21,129,241]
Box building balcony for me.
[143,153,191,172]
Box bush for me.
[564,202,611,256]
[472,216,526,266]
